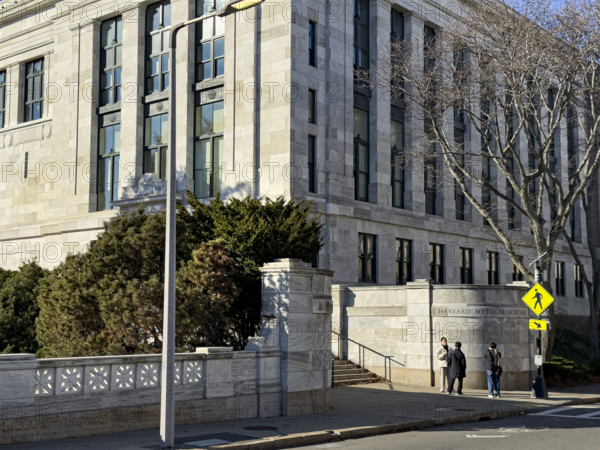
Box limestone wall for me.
[334,281,548,390]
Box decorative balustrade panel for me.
[33,355,206,397]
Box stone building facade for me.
[0,0,596,384]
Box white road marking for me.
[530,404,600,420]
[576,411,600,419]
[466,434,510,438]
[531,406,574,416]
[498,426,549,433]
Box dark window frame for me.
[353,0,370,71]
[354,106,369,202]
[424,26,438,216]
[454,138,466,220]
[424,137,437,215]
[429,243,444,284]
[97,119,121,211]
[146,0,171,94]
[308,88,317,124]
[459,247,473,284]
[575,264,584,298]
[196,0,226,82]
[194,99,224,198]
[143,111,169,179]
[308,135,316,193]
[486,251,499,285]
[396,238,412,285]
[391,118,405,209]
[358,232,377,283]
[453,50,467,222]
[100,16,123,106]
[309,20,317,67]
[24,58,44,122]
[391,8,404,42]
[512,259,524,281]
[555,261,565,296]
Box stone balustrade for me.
[0,259,333,445]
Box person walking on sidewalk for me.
[447,341,466,395]
[436,337,450,392]
[485,342,502,398]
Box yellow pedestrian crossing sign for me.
[529,319,548,330]
[522,283,555,316]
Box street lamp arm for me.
[528,251,548,269]
[175,0,263,32]
[169,23,186,50]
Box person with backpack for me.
[447,341,466,395]
[485,342,502,398]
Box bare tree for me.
[362,0,600,360]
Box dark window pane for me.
[144,148,158,174]
[149,4,160,31]
[103,70,113,88]
[116,17,122,42]
[214,37,224,57]
[102,20,114,47]
[203,62,212,80]
[112,155,120,202]
[195,139,211,197]
[163,2,171,26]
[215,58,224,77]
[202,42,211,60]
[98,157,109,210]
[162,31,170,51]
[160,147,167,178]
[33,103,41,120]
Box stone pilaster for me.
[119,4,145,199]
[255,259,333,416]
[0,354,36,404]
[404,13,425,214]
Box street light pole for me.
[159,1,264,448]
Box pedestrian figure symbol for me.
[533,289,543,311]
[522,283,555,316]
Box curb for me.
[197,396,600,450]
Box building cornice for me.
[0,0,56,25]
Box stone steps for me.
[331,358,383,387]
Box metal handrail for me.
[332,330,405,383]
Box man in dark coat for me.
[447,341,466,395]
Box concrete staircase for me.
[332,357,383,387]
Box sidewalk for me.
[4,383,600,449]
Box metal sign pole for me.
[532,265,546,398]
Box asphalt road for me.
[298,403,600,450]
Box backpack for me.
[492,365,503,377]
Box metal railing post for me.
[331,330,404,383]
